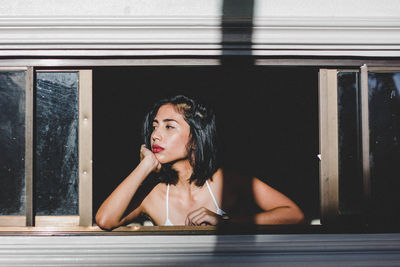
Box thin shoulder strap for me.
[205,180,225,215]
[166,184,170,219]
[164,184,174,225]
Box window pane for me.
[368,72,400,224]
[36,72,79,215]
[337,71,363,220]
[0,71,26,215]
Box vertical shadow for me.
[214,0,257,257]
[221,0,255,66]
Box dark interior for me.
[93,65,320,224]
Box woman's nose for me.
[151,129,161,141]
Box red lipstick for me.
[152,145,164,153]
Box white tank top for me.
[164,180,225,226]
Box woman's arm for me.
[95,145,160,230]
[185,171,305,226]
[248,177,305,225]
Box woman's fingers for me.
[186,207,204,225]
[190,212,205,225]
[139,144,145,161]
[139,144,162,172]
[186,207,219,226]
[140,144,151,160]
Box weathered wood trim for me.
[78,70,93,226]
[25,67,34,227]
[360,65,371,201]
[319,69,339,224]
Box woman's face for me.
[150,104,191,164]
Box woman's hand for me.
[185,207,221,226]
[140,144,162,173]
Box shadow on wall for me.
[221,0,254,64]
[214,0,257,259]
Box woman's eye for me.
[166,125,175,129]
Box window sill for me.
[2,224,399,236]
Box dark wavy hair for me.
[142,95,218,187]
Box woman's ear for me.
[188,133,196,150]
[191,140,196,150]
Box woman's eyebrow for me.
[152,119,179,124]
[163,119,178,123]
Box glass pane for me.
[0,71,26,215]
[36,72,79,215]
[337,71,363,220]
[368,72,400,224]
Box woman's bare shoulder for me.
[216,167,253,183]
[211,168,254,195]
[210,168,234,186]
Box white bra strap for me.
[205,180,225,215]
[166,184,170,219]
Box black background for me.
[93,65,320,223]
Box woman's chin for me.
[155,154,188,165]
[154,154,167,164]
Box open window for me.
[1,65,321,230]
[1,62,399,233]
[93,65,320,228]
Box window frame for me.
[361,65,400,215]
[0,68,92,227]
[0,67,33,227]
[318,65,400,226]
[1,58,400,233]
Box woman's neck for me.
[171,160,198,192]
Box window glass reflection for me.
[36,72,79,215]
[337,71,363,221]
[0,71,26,215]
[368,72,400,225]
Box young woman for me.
[96,95,305,230]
